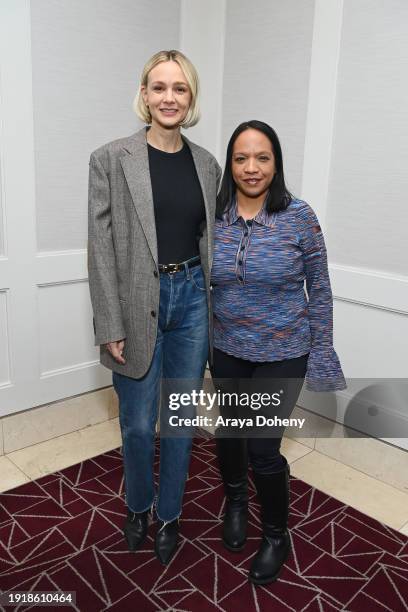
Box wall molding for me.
[37,278,88,289]
[0,58,7,258]
[32,241,408,316]
[0,288,11,386]
[37,249,87,257]
[40,359,100,379]
[330,263,408,314]
[36,249,88,284]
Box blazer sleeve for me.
[298,203,346,392]
[87,153,125,346]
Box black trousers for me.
[211,348,308,474]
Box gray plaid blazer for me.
[88,127,221,379]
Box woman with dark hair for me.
[211,120,346,584]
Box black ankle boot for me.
[216,437,248,551]
[123,508,150,551]
[249,461,291,584]
[155,519,179,565]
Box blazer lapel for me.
[120,128,158,264]
[120,128,213,267]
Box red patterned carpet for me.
[0,437,408,611]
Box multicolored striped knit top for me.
[211,197,346,391]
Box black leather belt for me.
[158,256,201,274]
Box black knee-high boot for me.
[249,459,291,584]
[216,436,248,551]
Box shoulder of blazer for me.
[90,128,220,175]
[182,135,218,168]
[89,128,147,166]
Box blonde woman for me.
[88,50,220,564]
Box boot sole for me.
[222,539,246,552]
[248,566,283,585]
[248,547,292,585]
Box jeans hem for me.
[127,500,154,514]
[156,510,181,524]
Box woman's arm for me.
[298,202,346,391]
[87,153,126,348]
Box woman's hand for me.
[106,339,126,364]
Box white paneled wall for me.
[332,300,408,378]
[0,0,181,416]
[38,281,97,376]
[306,1,408,450]
[0,0,407,456]
[221,0,315,194]
[326,0,408,276]
[31,0,180,252]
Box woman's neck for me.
[236,192,266,221]
[146,122,183,153]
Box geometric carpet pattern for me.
[0,437,407,611]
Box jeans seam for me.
[191,270,206,292]
[165,276,174,327]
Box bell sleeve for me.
[298,202,346,392]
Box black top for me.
[147,141,206,264]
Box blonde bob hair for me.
[133,50,200,128]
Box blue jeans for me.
[112,262,208,522]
